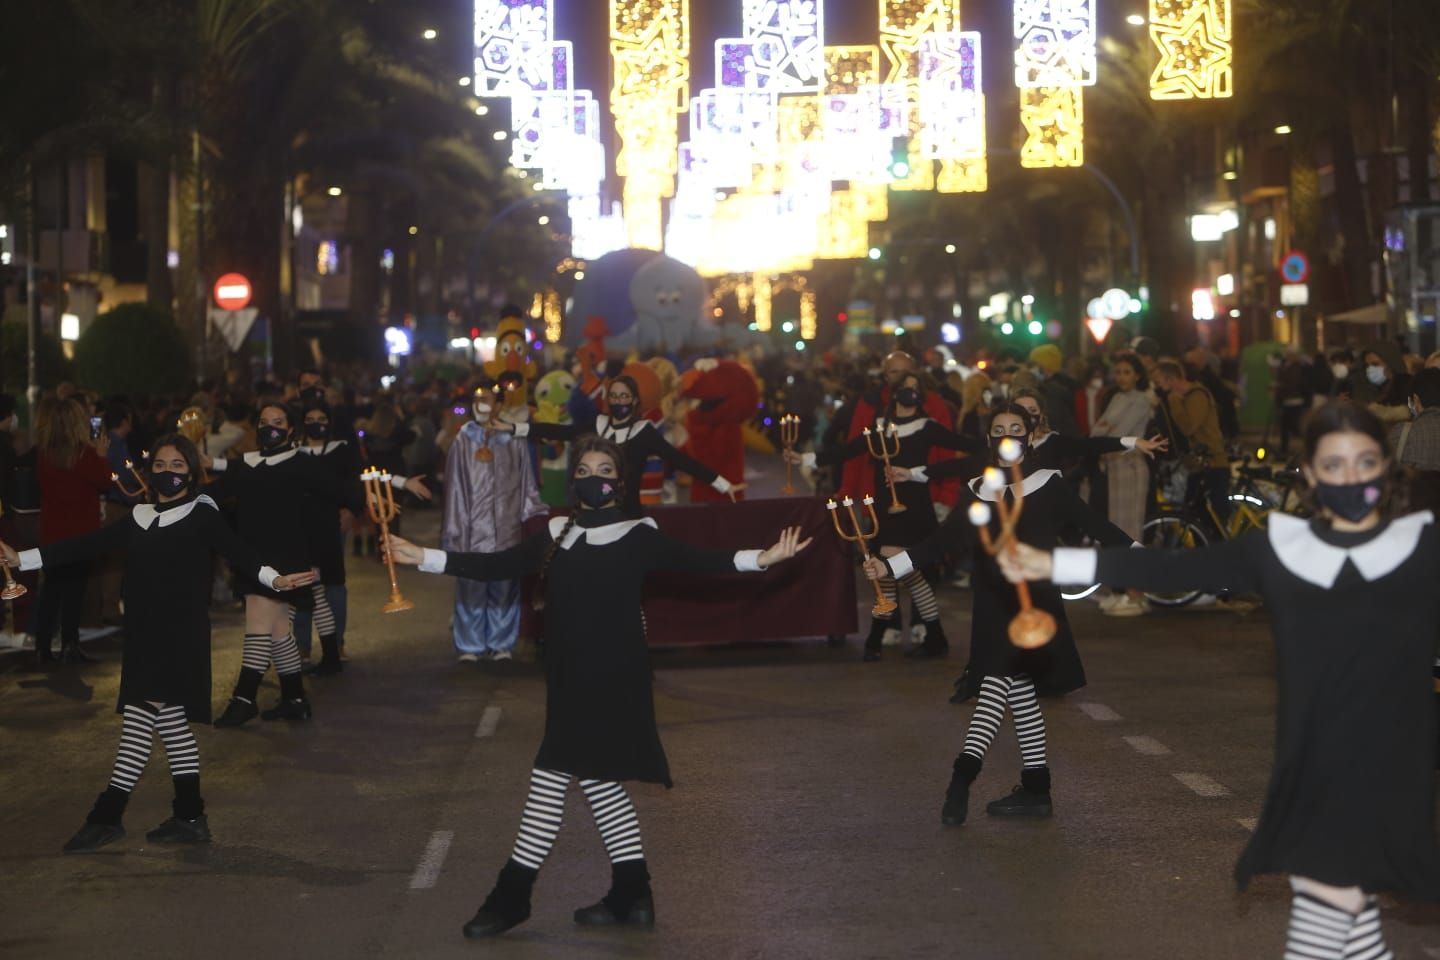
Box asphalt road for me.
[3,483,1439,959]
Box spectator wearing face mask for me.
[1354,341,1412,422]
[1326,350,1356,401]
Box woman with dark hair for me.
[496,374,735,516]
[203,402,363,724]
[789,369,981,660]
[1090,354,1160,616]
[1000,401,1440,960]
[864,403,1133,825]
[294,399,429,674]
[386,436,811,940]
[2,435,312,852]
[33,396,115,664]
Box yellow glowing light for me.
[1149,0,1233,100]
[754,274,773,331]
[1020,86,1084,168]
[937,156,988,193]
[879,1,959,192]
[736,280,752,314]
[800,289,818,340]
[817,186,888,260]
[544,290,563,343]
[530,292,544,319]
[823,45,881,94]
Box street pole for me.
[194,130,206,381]
[25,168,39,413]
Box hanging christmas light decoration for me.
[1149,0,1233,100]
[1019,85,1084,167]
[1013,0,1097,87]
[878,0,960,192]
[716,1,825,92]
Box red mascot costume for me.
[680,359,758,503]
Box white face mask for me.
[1330,363,1349,380]
[1089,378,1104,390]
[1366,364,1388,387]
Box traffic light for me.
[889,136,911,180]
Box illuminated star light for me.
[474,0,553,95]
[1019,85,1084,168]
[878,0,960,191]
[1013,0,1097,88]
[918,32,983,160]
[716,1,825,92]
[823,45,881,94]
[1149,0,1233,100]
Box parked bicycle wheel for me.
[1140,514,1210,607]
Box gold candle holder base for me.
[383,596,416,614]
[1,582,26,601]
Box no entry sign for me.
[213,273,253,311]
[1280,251,1309,285]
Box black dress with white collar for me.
[297,440,365,584]
[1054,511,1440,896]
[416,507,768,786]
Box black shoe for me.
[905,620,949,659]
[59,644,96,664]
[305,659,343,676]
[63,822,125,854]
[213,698,258,728]
[146,815,211,844]
[942,754,982,826]
[986,768,1053,817]
[463,906,529,939]
[462,860,536,939]
[574,896,656,928]
[948,665,974,704]
[862,617,890,663]
[261,698,312,722]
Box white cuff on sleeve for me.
[210,457,229,472]
[18,548,43,572]
[800,452,817,471]
[513,422,531,438]
[887,551,915,579]
[734,549,765,572]
[1120,437,1138,450]
[712,476,734,494]
[419,548,448,574]
[389,473,409,490]
[907,464,930,483]
[257,566,280,591]
[1052,548,1098,585]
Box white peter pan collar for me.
[967,468,1060,503]
[133,495,218,530]
[298,440,347,456]
[1267,511,1433,588]
[243,448,299,467]
[548,515,658,550]
[597,415,650,445]
[878,416,928,438]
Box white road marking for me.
[1122,735,1172,756]
[1078,702,1123,722]
[1173,772,1231,798]
[475,706,502,739]
[409,830,454,890]
[1237,818,1257,832]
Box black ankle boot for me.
[575,859,655,928]
[306,634,343,676]
[905,619,949,659]
[463,860,537,939]
[213,697,258,728]
[64,787,129,853]
[147,773,211,843]
[863,617,891,662]
[942,754,982,826]
[262,673,311,721]
[59,641,96,664]
[986,766,1053,817]
[948,664,975,704]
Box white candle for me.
[981,467,1005,493]
[967,501,993,527]
[997,437,1023,464]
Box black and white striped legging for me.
[961,674,1047,769]
[877,571,940,622]
[510,768,645,871]
[109,703,199,792]
[308,583,336,637]
[245,623,304,677]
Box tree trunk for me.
[1328,122,1375,308]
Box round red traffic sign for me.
[213,273,253,311]
[1281,251,1309,284]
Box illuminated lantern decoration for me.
[823,45,881,94]
[800,289,818,340]
[878,0,961,192]
[1149,0,1233,100]
[918,32,983,161]
[754,274,774,331]
[1019,85,1084,168]
[716,1,825,92]
[474,0,555,95]
[1013,0,1097,88]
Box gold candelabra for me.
[779,415,801,495]
[0,498,25,601]
[970,439,1057,650]
[111,453,152,499]
[863,420,906,514]
[362,468,415,614]
[828,494,898,617]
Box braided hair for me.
[537,436,629,602]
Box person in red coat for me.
[680,360,757,503]
[841,352,960,506]
[33,397,115,664]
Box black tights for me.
[35,560,90,653]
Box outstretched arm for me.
[506,420,578,443]
[634,425,736,495]
[389,531,552,582]
[1052,479,1134,548]
[647,525,812,575]
[999,532,1265,596]
[5,522,129,572]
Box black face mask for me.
[304,422,330,440]
[895,387,921,409]
[573,474,619,509]
[1314,478,1383,523]
[258,425,290,452]
[608,403,634,423]
[300,386,325,403]
[989,434,1028,462]
[151,470,189,497]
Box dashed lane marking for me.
[475,706,502,739]
[1122,735,1172,756]
[409,830,454,890]
[1237,818,1257,832]
[1173,772,1231,798]
[1078,702,1123,722]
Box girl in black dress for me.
[205,403,363,724]
[295,400,430,675]
[386,436,810,940]
[789,371,980,660]
[1001,402,1440,960]
[497,375,736,515]
[865,403,1132,825]
[1,436,312,853]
